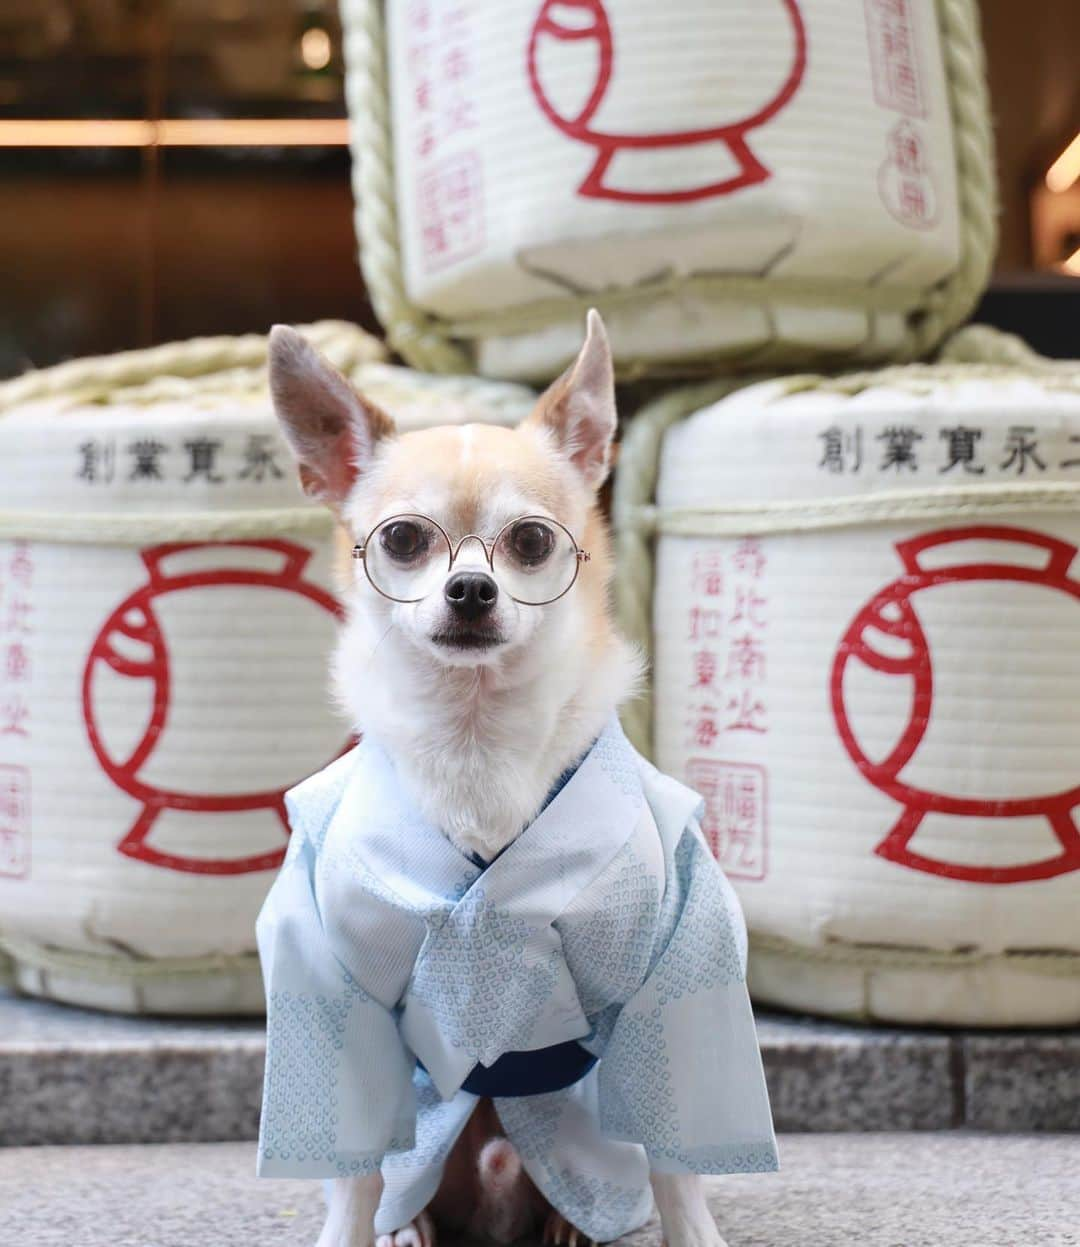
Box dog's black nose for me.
[444,571,498,620]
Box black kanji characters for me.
[184,438,225,484]
[1060,436,1080,470]
[76,440,116,485]
[939,425,985,475]
[1000,426,1046,475]
[819,425,863,474]
[877,425,923,472]
[127,439,168,482]
[238,435,285,483]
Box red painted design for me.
[878,120,936,230]
[0,764,30,879]
[526,0,807,204]
[418,151,486,271]
[831,525,1080,884]
[687,758,768,880]
[82,540,344,875]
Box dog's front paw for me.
[316,1175,383,1247]
[651,1173,729,1247]
[376,1211,436,1247]
[315,1224,374,1247]
[661,1222,729,1247]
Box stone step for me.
[1,989,1077,1147]
[3,1134,1078,1247]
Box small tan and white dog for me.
[268,312,730,1247]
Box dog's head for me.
[268,312,618,672]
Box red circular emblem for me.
[831,525,1080,885]
[82,540,344,875]
[526,0,807,204]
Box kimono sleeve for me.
[256,829,417,1179]
[596,823,778,1176]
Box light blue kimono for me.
[256,719,777,1242]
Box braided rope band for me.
[0,321,385,412]
[0,508,335,545]
[635,482,1080,539]
[750,932,1080,980]
[343,0,996,377]
[0,934,261,986]
[612,327,1080,758]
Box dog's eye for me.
[381,520,426,560]
[509,521,555,565]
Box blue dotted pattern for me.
[598,832,753,1170]
[592,728,642,797]
[496,1093,648,1243]
[408,885,560,1061]
[557,841,660,1016]
[649,833,744,1002]
[260,970,392,1175]
[381,1068,460,1174]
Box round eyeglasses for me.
[352,514,590,605]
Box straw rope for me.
[0,508,335,544]
[341,0,471,373]
[907,0,998,357]
[751,932,1080,979]
[343,0,997,378]
[613,377,760,753]
[0,321,384,412]
[940,323,1080,373]
[0,934,262,990]
[635,482,1080,539]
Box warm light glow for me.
[300,27,333,71]
[0,120,155,147]
[1046,132,1080,193]
[1063,246,1080,276]
[0,118,350,148]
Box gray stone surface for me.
[3,1134,1079,1247]
[0,991,264,1147]
[964,1033,1080,1131]
[756,1013,957,1131]
[2,990,1079,1145]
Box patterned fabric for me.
[256,717,777,1241]
[408,885,564,1063]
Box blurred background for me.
[1,0,1079,380]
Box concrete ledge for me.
[1,991,1077,1146]
[3,1135,1078,1247]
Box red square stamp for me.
[417,151,484,273]
[864,0,926,118]
[686,758,767,881]
[0,764,30,879]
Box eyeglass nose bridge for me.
[447,531,495,571]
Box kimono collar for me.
[314,716,646,919]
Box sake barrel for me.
[0,325,535,1014]
[613,327,1080,1026]
[343,0,995,382]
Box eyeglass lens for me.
[363,515,580,605]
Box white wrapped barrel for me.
[344,0,995,380]
[0,327,535,1014]
[615,330,1080,1026]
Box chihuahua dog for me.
[268,312,736,1247]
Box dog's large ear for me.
[527,309,616,491]
[268,325,394,510]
